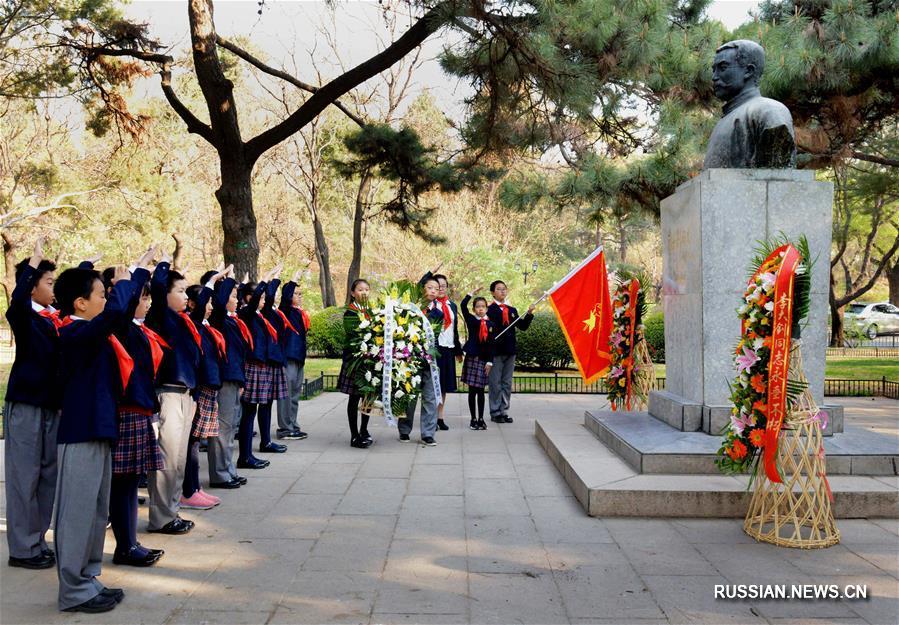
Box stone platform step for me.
[586,410,899,476]
[535,416,899,518]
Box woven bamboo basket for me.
[631,335,655,411]
[743,340,840,549]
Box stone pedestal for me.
[652,168,840,434]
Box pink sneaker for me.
[197,490,221,506]
[180,492,215,510]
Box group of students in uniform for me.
[4,241,533,615]
[337,269,534,447]
[4,239,309,614]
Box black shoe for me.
[502,416,514,423]
[136,543,164,558]
[469,420,478,430]
[8,553,54,569]
[198,442,208,452]
[350,436,371,449]
[42,547,55,559]
[138,496,146,505]
[421,436,437,447]
[259,442,287,453]
[62,594,117,613]
[147,517,194,535]
[232,475,248,485]
[477,419,487,430]
[101,587,125,603]
[360,430,373,444]
[276,430,301,440]
[437,419,449,431]
[237,458,270,469]
[209,478,241,489]
[398,433,411,442]
[490,416,503,423]
[292,430,308,440]
[113,546,162,567]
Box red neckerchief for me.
[494,301,510,325]
[228,311,254,350]
[177,312,203,352]
[38,308,63,334]
[274,308,299,335]
[348,301,369,319]
[203,320,228,361]
[257,311,279,341]
[60,316,134,391]
[294,306,311,331]
[435,296,452,329]
[138,323,170,376]
[478,316,489,343]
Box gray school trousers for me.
[3,401,58,559]
[208,381,241,483]
[54,440,111,610]
[399,366,438,439]
[148,388,195,529]
[488,354,516,417]
[276,360,304,432]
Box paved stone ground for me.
[1,394,897,625]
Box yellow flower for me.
[411,335,419,343]
[405,382,412,392]
[618,378,625,387]
[375,337,384,346]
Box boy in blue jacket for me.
[4,237,59,570]
[53,256,146,613]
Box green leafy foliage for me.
[307,306,347,358]
[643,311,665,363]
[515,311,573,370]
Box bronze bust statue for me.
[703,40,796,169]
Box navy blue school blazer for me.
[146,262,201,389]
[189,285,223,389]
[209,278,247,386]
[239,281,273,365]
[56,276,141,445]
[460,295,495,362]
[5,264,60,409]
[261,279,286,367]
[487,301,533,357]
[278,281,308,366]
[116,268,160,412]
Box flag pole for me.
[494,291,550,341]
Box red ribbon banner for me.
[763,244,800,483]
[623,279,640,411]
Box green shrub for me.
[307,306,346,357]
[643,311,665,363]
[516,311,573,370]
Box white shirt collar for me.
[32,301,56,314]
[68,315,86,322]
[133,318,144,326]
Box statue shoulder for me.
[749,96,793,127]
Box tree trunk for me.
[216,158,259,279]
[888,259,899,307]
[616,213,628,263]
[311,207,336,307]
[829,273,844,347]
[345,171,371,305]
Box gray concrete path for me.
[1,394,897,625]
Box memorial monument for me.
[651,39,841,434]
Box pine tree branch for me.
[215,35,366,129]
[834,225,899,307]
[244,3,448,164]
[852,151,899,168]
[159,63,216,145]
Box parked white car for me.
[845,302,899,339]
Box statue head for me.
[712,40,765,102]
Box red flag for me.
[547,247,613,384]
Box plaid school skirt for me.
[191,385,220,439]
[243,360,287,404]
[337,357,358,395]
[461,355,489,389]
[113,408,164,475]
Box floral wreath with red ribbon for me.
[606,274,650,411]
[716,235,812,482]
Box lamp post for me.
[515,260,539,285]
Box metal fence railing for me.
[308,372,899,399]
[825,347,899,359]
